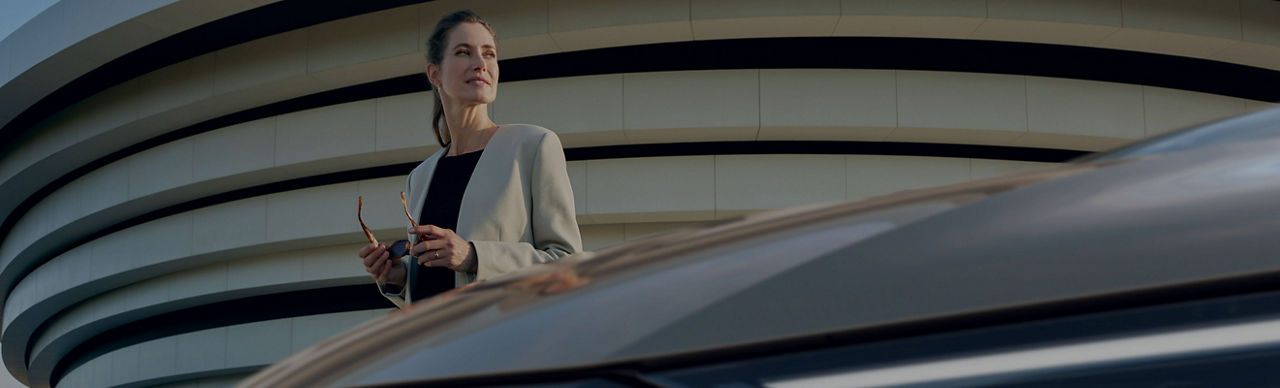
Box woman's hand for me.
[358,243,407,287]
[409,225,477,272]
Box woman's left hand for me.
[408,225,477,272]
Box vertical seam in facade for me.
[756,69,762,140]
[893,70,900,134]
[1141,85,1149,137]
[1023,75,1030,139]
[620,74,629,143]
[830,0,842,36]
[688,0,695,40]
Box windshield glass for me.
[1079,106,1280,163]
[336,199,973,386]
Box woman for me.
[356,10,582,307]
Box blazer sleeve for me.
[471,131,583,281]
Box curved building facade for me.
[1,1,1277,387]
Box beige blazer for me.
[383,124,583,307]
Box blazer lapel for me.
[456,125,514,240]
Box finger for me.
[362,245,387,267]
[409,225,446,238]
[367,254,385,274]
[367,249,389,272]
[357,243,377,257]
[377,258,392,282]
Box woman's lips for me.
[466,77,489,86]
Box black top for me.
[409,148,484,302]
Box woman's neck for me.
[444,103,498,156]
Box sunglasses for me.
[358,192,428,257]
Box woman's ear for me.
[426,64,440,88]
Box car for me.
[242,107,1280,387]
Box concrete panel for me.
[714,155,846,215]
[1213,41,1280,71]
[78,159,130,217]
[841,0,985,16]
[1100,27,1237,59]
[892,71,1026,145]
[226,319,292,367]
[307,6,420,73]
[356,176,408,232]
[92,214,192,274]
[5,3,65,77]
[1246,100,1277,111]
[56,246,95,300]
[586,156,715,222]
[214,29,308,95]
[759,69,896,141]
[228,252,303,290]
[495,75,626,148]
[300,244,366,281]
[567,161,588,222]
[836,0,985,37]
[136,53,215,118]
[192,197,267,255]
[975,1,1121,45]
[692,0,839,39]
[549,0,692,51]
[48,79,143,143]
[1242,0,1280,46]
[987,0,1121,25]
[93,352,113,386]
[266,182,359,242]
[76,19,167,66]
[133,0,263,34]
[175,328,227,374]
[291,311,374,352]
[1143,87,1248,136]
[109,344,140,386]
[375,92,433,151]
[623,70,758,143]
[167,262,228,301]
[971,159,1059,181]
[1026,77,1144,139]
[128,138,193,199]
[972,19,1120,46]
[624,222,699,240]
[424,0,557,59]
[581,224,625,250]
[847,155,970,200]
[191,118,276,181]
[1121,0,1241,40]
[275,100,376,166]
[43,178,83,230]
[138,336,177,381]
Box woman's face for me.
[428,22,499,107]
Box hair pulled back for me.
[426,10,496,147]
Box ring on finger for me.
[433,250,440,259]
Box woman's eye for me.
[484,51,496,58]
[455,50,469,56]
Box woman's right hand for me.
[358,243,406,287]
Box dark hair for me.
[426,10,496,147]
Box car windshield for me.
[334,199,976,386]
[1078,106,1280,163]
